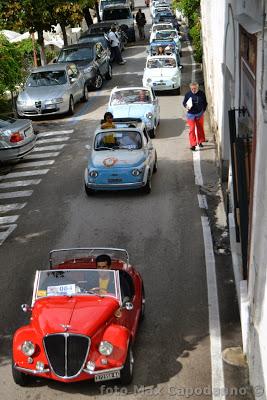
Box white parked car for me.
[142,54,182,94]
[107,86,160,138]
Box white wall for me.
[247,19,267,396]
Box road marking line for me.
[201,216,226,400]
[198,194,208,209]
[0,190,33,199]
[0,170,49,180]
[37,137,70,144]
[25,152,60,159]
[0,215,19,224]
[15,160,55,169]
[0,179,41,188]
[0,224,17,245]
[38,130,73,137]
[0,203,26,212]
[33,144,66,151]
[193,151,203,186]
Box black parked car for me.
[56,42,112,90]
[86,22,128,52]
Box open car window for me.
[34,269,119,300]
[156,30,177,40]
[110,89,152,105]
[95,130,142,150]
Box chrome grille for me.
[44,333,90,378]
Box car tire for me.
[12,363,32,386]
[153,153,158,173]
[68,96,74,115]
[85,184,95,196]
[143,171,152,194]
[148,128,155,138]
[105,64,112,80]
[82,85,89,102]
[93,73,103,90]
[174,87,181,95]
[120,345,134,385]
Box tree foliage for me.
[173,0,202,62]
[0,35,24,95]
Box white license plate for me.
[94,371,120,382]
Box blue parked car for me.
[84,119,158,195]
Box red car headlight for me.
[21,340,36,356]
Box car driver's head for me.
[96,254,112,269]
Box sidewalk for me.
[186,41,254,399]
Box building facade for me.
[201,0,267,396]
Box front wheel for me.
[12,363,32,386]
[68,96,74,116]
[82,85,89,102]
[174,87,181,95]
[93,73,103,90]
[120,345,134,385]
[143,172,152,194]
[148,128,155,138]
[85,184,95,196]
[105,64,112,80]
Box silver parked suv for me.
[102,4,136,42]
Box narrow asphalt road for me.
[0,5,219,400]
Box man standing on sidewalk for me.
[108,25,126,65]
[183,82,208,151]
[135,8,146,40]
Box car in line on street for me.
[16,63,88,117]
[149,22,174,42]
[102,4,136,42]
[99,0,135,20]
[84,118,157,194]
[0,115,36,161]
[142,54,182,94]
[57,42,112,90]
[154,29,182,55]
[107,87,160,138]
[148,38,181,65]
[12,247,145,386]
[154,11,180,31]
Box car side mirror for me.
[122,296,133,310]
[21,304,32,313]
[179,65,183,70]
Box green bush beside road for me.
[173,0,202,63]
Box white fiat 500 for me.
[107,87,160,138]
[149,22,173,43]
[142,54,182,94]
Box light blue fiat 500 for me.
[84,119,158,195]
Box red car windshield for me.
[35,269,119,299]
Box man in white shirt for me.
[108,26,126,65]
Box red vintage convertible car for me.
[12,248,145,386]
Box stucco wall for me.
[247,25,267,397]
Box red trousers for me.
[187,114,206,146]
